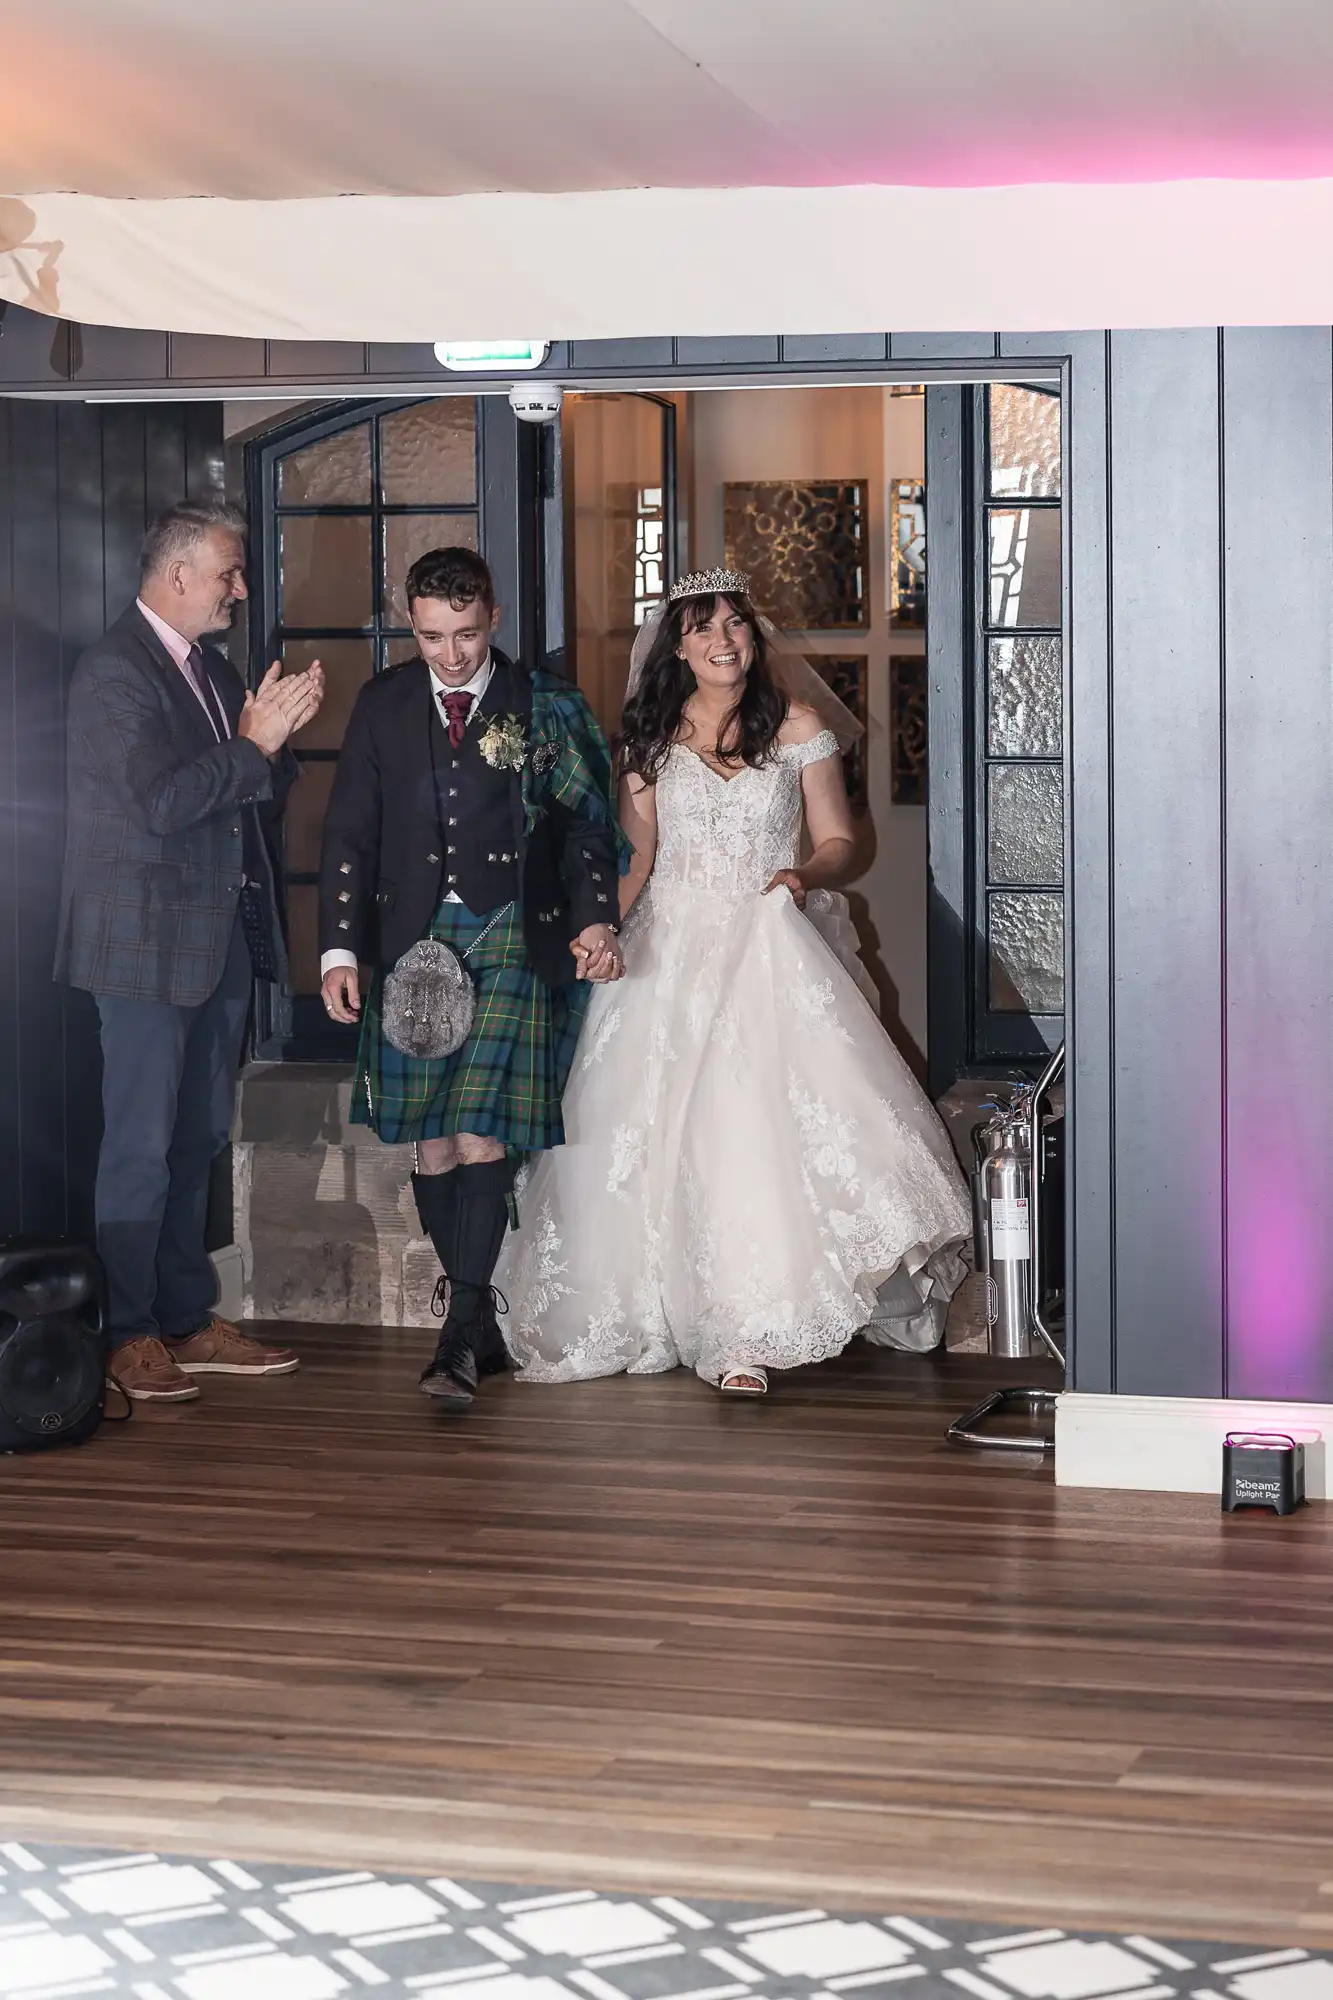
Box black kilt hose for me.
[352,899,588,1150]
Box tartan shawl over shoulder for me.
[525,669,631,871]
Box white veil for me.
[626,593,865,753]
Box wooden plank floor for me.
[2,1325,1331,1947]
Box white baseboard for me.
[1056,1391,1330,1498]
[210,1244,246,1323]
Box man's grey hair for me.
[139,500,247,584]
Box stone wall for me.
[231,1064,439,1327]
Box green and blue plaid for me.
[351,900,589,1152]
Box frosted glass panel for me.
[283,759,336,875]
[380,399,477,505]
[988,764,1063,886]
[281,638,372,751]
[988,636,1063,756]
[279,424,371,504]
[989,385,1061,499]
[280,514,372,628]
[989,892,1064,1013]
[988,505,1061,628]
[384,511,479,625]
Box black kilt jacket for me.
[318,652,622,989]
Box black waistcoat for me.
[428,661,528,915]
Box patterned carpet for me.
[0,1840,1325,2000]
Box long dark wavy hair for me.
[617,593,789,783]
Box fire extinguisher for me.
[971,1045,1065,1365]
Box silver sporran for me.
[382,939,475,1060]
[380,901,515,1060]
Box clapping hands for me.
[239,659,326,756]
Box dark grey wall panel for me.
[0,401,224,1243]
[266,340,368,378]
[674,336,781,366]
[170,333,268,380]
[891,332,998,361]
[782,334,888,363]
[1108,329,1225,1396]
[0,306,70,384]
[1221,327,1333,1402]
[365,343,442,377]
[570,338,675,369]
[74,326,170,382]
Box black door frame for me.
[3,322,1089,1392]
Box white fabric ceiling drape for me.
[5,0,1333,339]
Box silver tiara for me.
[668,567,751,604]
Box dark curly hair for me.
[405,545,495,614]
[617,593,788,783]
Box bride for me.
[499,568,971,1394]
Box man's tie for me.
[185,644,228,741]
[441,689,474,748]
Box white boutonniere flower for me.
[478,714,528,772]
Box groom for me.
[319,546,624,1410]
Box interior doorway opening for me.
[223,374,1065,1339]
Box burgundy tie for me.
[442,689,473,748]
[186,644,228,741]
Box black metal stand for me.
[948,1385,1058,1452]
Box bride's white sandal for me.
[719,1367,769,1395]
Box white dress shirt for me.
[320,653,493,980]
[137,598,231,740]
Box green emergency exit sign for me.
[433,341,549,371]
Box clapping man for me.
[56,501,324,1403]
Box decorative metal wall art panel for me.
[889,478,927,629]
[724,479,868,630]
[806,654,868,811]
[890,651,927,805]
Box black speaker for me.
[0,1240,110,1454]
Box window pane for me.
[988,505,1061,628]
[385,633,419,667]
[988,635,1063,757]
[279,423,371,505]
[988,764,1063,886]
[285,884,322,995]
[989,891,1064,1013]
[383,511,479,625]
[281,637,373,750]
[280,514,372,628]
[283,758,336,875]
[380,399,477,505]
[989,385,1061,499]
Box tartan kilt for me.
[351,900,588,1151]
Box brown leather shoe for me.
[109,1335,201,1403]
[172,1318,299,1377]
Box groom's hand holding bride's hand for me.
[764,869,807,910]
[571,923,625,983]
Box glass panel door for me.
[248,396,533,1060]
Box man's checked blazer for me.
[55,604,294,1007]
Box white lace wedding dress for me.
[499,731,972,1384]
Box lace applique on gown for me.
[499,732,971,1384]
